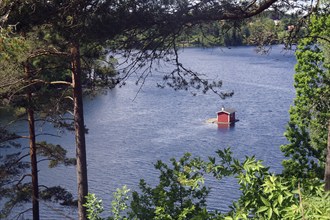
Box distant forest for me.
[178,11,301,47]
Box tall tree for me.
[25,62,40,220]
[281,12,330,189]
[1,8,78,219]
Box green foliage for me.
[111,186,131,220]
[36,141,76,168]
[84,149,330,219]
[221,156,290,219]
[223,27,244,47]
[0,130,76,218]
[1,2,119,219]
[0,127,20,147]
[0,152,30,190]
[80,42,118,93]
[0,183,31,218]
[39,186,76,206]
[175,11,301,48]
[84,186,131,220]
[0,27,28,101]
[84,193,105,220]
[247,18,279,49]
[281,13,330,179]
[3,1,330,219]
[298,191,330,219]
[282,186,330,220]
[0,26,27,61]
[0,130,28,218]
[129,153,209,219]
[0,142,76,217]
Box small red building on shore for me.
[217,107,236,124]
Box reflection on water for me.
[1,46,296,219]
[217,123,235,130]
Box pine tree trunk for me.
[325,119,330,191]
[25,64,40,220]
[28,106,40,220]
[71,42,88,220]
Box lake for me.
[1,46,296,219]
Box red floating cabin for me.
[217,107,236,124]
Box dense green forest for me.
[178,11,301,48]
[1,0,330,219]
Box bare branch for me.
[31,79,72,86]
[35,133,61,138]
[15,174,32,188]
[14,153,30,164]
[37,158,51,163]
[0,78,24,89]
[14,208,32,220]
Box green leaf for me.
[278,194,283,205]
[244,200,251,207]
[284,191,293,197]
[246,174,251,183]
[292,189,300,195]
[267,207,273,220]
[273,207,279,216]
[261,196,271,207]
[256,206,269,213]
[270,175,276,183]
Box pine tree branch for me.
[31,79,72,86]
[35,133,61,138]
[14,153,29,164]
[13,208,32,220]
[27,49,69,60]
[15,174,31,188]
[0,78,24,89]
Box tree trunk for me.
[25,64,40,220]
[325,119,330,191]
[71,42,88,220]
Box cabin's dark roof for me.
[217,108,236,114]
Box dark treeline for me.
[178,11,302,47]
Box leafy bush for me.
[85,149,329,219]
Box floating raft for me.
[206,118,218,124]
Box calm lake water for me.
[1,46,296,219]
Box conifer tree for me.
[1,7,76,219]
